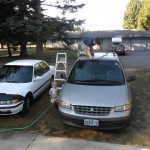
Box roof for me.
[5,59,42,66]
[67,31,82,38]
[67,30,150,39]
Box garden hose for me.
[0,105,53,134]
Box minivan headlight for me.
[58,100,71,109]
[114,103,132,112]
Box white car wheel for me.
[22,95,31,114]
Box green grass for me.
[0,47,78,67]
[0,47,77,58]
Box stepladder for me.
[54,53,67,90]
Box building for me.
[46,29,150,51]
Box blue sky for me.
[43,0,130,31]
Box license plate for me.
[84,119,99,126]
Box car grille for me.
[73,105,111,116]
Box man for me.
[82,36,101,59]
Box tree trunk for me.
[35,0,44,59]
[20,41,28,57]
[7,43,12,57]
[36,39,43,59]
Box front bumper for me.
[59,107,131,130]
[0,101,23,115]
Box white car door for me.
[31,62,51,98]
[31,63,45,98]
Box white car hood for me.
[0,83,30,95]
[60,83,128,107]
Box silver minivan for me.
[58,52,135,129]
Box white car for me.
[58,52,136,130]
[0,59,55,115]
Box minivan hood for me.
[60,83,127,107]
[0,83,30,95]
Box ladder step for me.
[57,53,66,55]
[56,70,66,72]
[57,61,66,63]
[55,78,66,81]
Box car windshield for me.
[116,45,124,50]
[68,60,125,85]
[0,65,33,83]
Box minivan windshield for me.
[0,65,33,83]
[68,60,125,85]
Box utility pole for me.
[128,28,132,51]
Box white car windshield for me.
[68,60,125,85]
[0,65,33,83]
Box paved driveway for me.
[119,50,150,74]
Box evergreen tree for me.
[0,0,85,58]
[0,0,38,57]
[123,0,141,29]
[137,0,150,30]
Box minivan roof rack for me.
[78,50,117,58]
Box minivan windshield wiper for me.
[68,80,84,83]
[103,80,123,85]
[68,79,123,85]
[81,79,123,85]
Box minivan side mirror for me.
[127,75,136,82]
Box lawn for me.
[0,48,150,147]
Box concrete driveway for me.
[0,132,150,150]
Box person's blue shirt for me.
[83,37,95,48]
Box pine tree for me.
[123,0,141,29]
[137,0,150,30]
